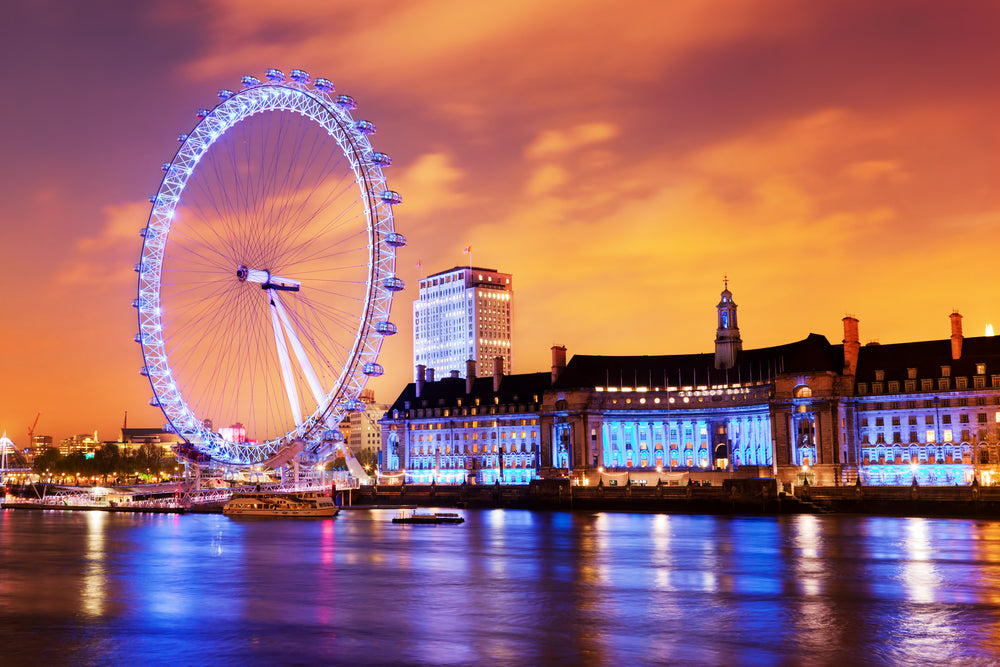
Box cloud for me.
[56,200,148,287]
[526,165,569,197]
[75,201,149,252]
[388,152,469,217]
[525,122,621,161]
[842,159,909,184]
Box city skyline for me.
[1,1,999,444]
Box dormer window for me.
[941,365,951,377]
[907,368,917,379]
[875,370,885,382]
[794,385,812,398]
[977,363,987,376]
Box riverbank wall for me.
[352,479,1000,517]
[352,479,813,515]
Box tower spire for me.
[715,279,742,370]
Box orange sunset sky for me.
[2,1,1000,446]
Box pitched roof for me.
[386,372,552,413]
[552,333,842,389]
[854,335,1000,382]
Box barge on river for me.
[223,492,339,517]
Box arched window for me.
[794,385,812,398]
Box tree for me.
[32,446,61,473]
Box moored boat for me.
[223,492,339,517]
[392,511,464,524]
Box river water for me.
[2,508,1000,666]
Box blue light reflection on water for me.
[4,509,1000,665]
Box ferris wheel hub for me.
[238,266,301,292]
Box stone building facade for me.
[381,286,1000,487]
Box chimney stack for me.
[493,356,503,392]
[951,311,964,360]
[551,345,567,384]
[426,367,435,383]
[416,364,426,398]
[466,359,476,394]
[842,316,860,376]
[449,370,460,379]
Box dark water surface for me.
[3,508,1000,666]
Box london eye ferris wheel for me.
[135,68,404,467]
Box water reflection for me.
[82,511,106,617]
[3,511,1000,664]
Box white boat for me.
[223,492,339,517]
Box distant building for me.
[59,432,101,457]
[26,435,53,461]
[120,427,181,454]
[384,282,1000,487]
[413,266,512,379]
[348,389,387,467]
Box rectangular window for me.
[938,378,950,391]
[888,381,899,393]
[907,368,917,379]
[979,413,988,423]
[922,379,933,391]
[926,429,936,443]
[941,366,951,377]
[977,363,987,375]
[909,416,918,426]
[857,382,868,394]
[905,380,916,392]
[957,377,968,390]
[975,376,986,389]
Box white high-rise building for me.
[413,266,512,379]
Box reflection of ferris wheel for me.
[135,68,405,467]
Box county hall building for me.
[380,285,1000,487]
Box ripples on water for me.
[3,509,1000,666]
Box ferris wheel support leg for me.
[268,291,303,425]
[270,292,326,405]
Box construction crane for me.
[26,412,41,451]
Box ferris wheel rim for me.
[135,71,401,466]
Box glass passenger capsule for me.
[382,276,405,291]
[355,120,376,135]
[380,190,402,205]
[313,77,334,93]
[371,151,392,167]
[290,69,310,83]
[384,232,407,247]
[265,68,285,82]
[335,94,357,109]
[218,89,234,100]
[363,362,385,377]
[241,75,261,87]
[374,321,397,335]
